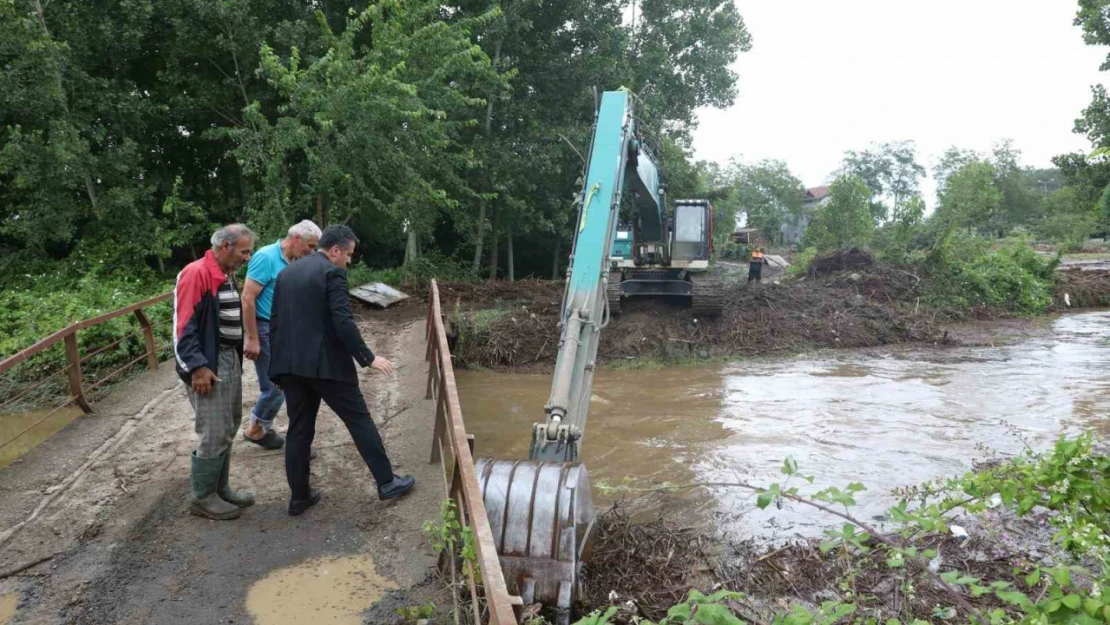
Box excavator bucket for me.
[475,459,596,625]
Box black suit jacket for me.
[269,252,375,384]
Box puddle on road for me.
[459,311,1110,540]
[0,406,83,470]
[0,591,18,625]
[245,554,397,625]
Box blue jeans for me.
[251,320,285,428]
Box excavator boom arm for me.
[529,90,663,462]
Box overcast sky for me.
[691,0,1110,207]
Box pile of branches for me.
[579,505,716,622]
[809,248,875,277]
[1053,269,1110,309]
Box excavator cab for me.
[671,199,714,262]
[607,197,723,318]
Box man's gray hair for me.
[211,223,255,250]
[287,219,322,241]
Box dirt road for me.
[0,303,441,625]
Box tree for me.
[933,147,978,197]
[803,175,873,251]
[454,0,752,278]
[989,140,1037,232]
[1035,186,1097,249]
[839,141,926,224]
[219,2,507,258]
[0,0,159,263]
[936,161,1002,235]
[732,160,805,242]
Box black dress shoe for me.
[377,475,415,501]
[288,489,322,516]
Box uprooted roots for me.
[579,505,717,622]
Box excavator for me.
[474,89,724,624]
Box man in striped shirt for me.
[173,224,255,520]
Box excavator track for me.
[689,273,724,319]
[606,271,622,316]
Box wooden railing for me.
[0,292,173,452]
[426,279,520,625]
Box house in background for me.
[731,227,767,247]
[780,186,829,246]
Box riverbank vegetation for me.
[565,432,1110,625]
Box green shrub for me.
[347,253,474,288]
[786,247,817,279]
[925,235,1057,316]
[0,264,174,405]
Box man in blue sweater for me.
[241,220,321,449]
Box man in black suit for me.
[269,225,415,515]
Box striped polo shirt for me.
[218,274,243,346]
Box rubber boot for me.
[191,453,242,520]
[217,453,255,508]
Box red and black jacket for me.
[173,250,242,384]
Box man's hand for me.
[369,356,394,377]
[244,337,261,360]
[191,367,222,396]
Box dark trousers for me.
[748,262,763,283]
[280,375,395,500]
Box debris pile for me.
[579,506,716,622]
[809,248,875,277]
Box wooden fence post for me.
[134,309,158,370]
[63,333,93,414]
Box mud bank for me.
[444,266,1110,372]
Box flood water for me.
[0,405,83,470]
[458,311,1110,541]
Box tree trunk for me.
[551,235,562,279]
[472,197,488,274]
[316,193,326,227]
[471,33,505,275]
[488,204,500,280]
[507,222,515,282]
[404,228,420,266]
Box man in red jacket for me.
[174,224,256,520]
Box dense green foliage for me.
[0,0,750,278]
[925,236,1058,316]
[0,0,751,368]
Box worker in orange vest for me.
[748,247,769,283]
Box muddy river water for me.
[458,311,1110,541]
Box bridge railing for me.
[0,292,173,454]
[426,279,520,625]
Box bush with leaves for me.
[0,261,173,405]
[924,233,1057,316]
